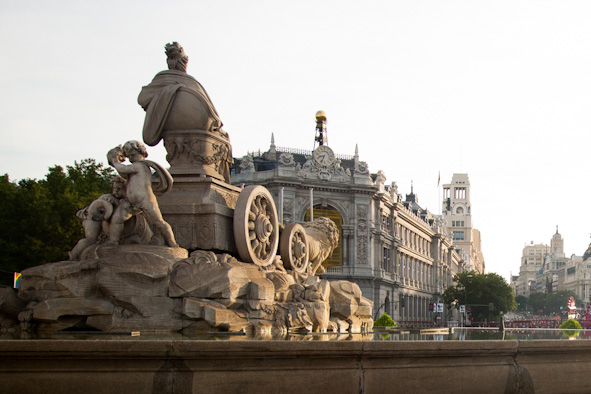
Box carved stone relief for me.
[239,153,255,172]
[163,130,232,182]
[356,204,368,265]
[278,152,296,167]
[283,198,294,224]
[354,160,370,175]
[297,147,351,182]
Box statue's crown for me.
[165,42,185,59]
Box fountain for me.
[0,43,588,394]
[0,42,372,337]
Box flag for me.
[13,272,21,289]
[437,171,440,187]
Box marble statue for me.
[68,176,127,260]
[4,43,373,337]
[138,42,223,144]
[107,140,178,248]
[138,42,233,183]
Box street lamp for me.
[464,274,473,327]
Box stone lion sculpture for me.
[303,217,340,275]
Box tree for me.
[515,295,529,312]
[0,159,113,286]
[443,271,517,322]
[546,290,581,316]
[523,290,581,316]
[528,292,547,314]
[374,313,397,327]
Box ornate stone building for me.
[231,116,463,323]
[513,229,581,298]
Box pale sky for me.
[2,1,591,281]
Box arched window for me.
[456,207,464,214]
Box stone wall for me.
[0,339,588,393]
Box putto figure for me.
[69,176,127,260]
[107,140,178,248]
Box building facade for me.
[512,229,590,300]
[231,122,465,323]
[515,242,551,297]
[441,174,486,274]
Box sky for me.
[2,1,591,281]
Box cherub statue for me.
[69,176,127,260]
[107,140,178,248]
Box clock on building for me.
[313,145,335,166]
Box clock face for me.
[313,145,335,166]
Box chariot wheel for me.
[233,185,279,267]
[279,223,309,273]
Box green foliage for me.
[528,292,547,313]
[524,290,581,316]
[560,318,582,338]
[560,318,582,330]
[548,290,581,315]
[515,295,528,312]
[443,271,517,322]
[374,313,397,327]
[0,160,113,285]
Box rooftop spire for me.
[268,132,277,160]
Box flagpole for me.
[438,171,441,215]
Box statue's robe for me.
[138,70,232,182]
[138,70,223,146]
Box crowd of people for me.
[504,316,562,329]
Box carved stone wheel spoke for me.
[233,185,279,266]
[280,223,309,273]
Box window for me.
[456,207,464,214]
[381,215,390,230]
[454,187,466,199]
[453,231,465,241]
[382,247,391,272]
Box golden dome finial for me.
[315,110,327,122]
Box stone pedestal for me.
[163,129,232,182]
[158,176,242,253]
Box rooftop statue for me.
[138,42,233,183]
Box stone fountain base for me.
[9,245,372,336]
